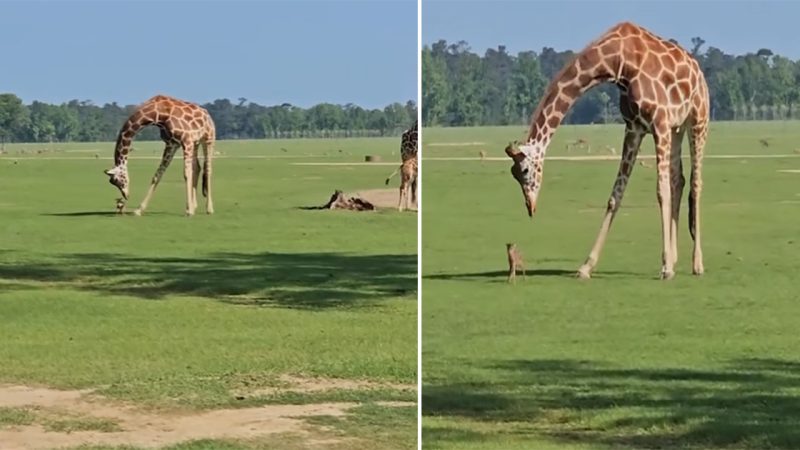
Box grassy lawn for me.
[0,137,417,449]
[421,122,800,449]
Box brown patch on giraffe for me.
[654,85,667,105]
[642,52,660,73]
[562,83,580,99]
[669,86,682,104]
[659,53,676,70]
[660,70,676,87]
[675,63,690,80]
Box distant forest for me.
[0,95,417,144]
[422,37,800,126]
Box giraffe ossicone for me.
[504,21,709,279]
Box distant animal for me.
[479,150,487,161]
[759,138,771,148]
[565,138,591,153]
[604,145,617,155]
[506,243,526,284]
[115,198,126,215]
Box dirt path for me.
[0,380,415,450]
[350,188,416,211]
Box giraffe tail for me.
[688,192,697,241]
[385,167,400,185]
[202,168,209,198]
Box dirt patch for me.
[300,189,413,212]
[231,374,416,398]
[352,188,415,211]
[0,384,413,450]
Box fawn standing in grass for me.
[506,243,527,284]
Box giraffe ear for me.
[104,167,119,176]
[504,143,526,162]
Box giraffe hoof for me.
[660,270,675,280]
[133,209,142,216]
[692,266,704,276]
[576,267,592,280]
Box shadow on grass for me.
[42,211,173,217]
[0,251,416,309]
[425,268,637,282]
[43,211,119,217]
[423,358,800,449]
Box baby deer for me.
[506,243,526,284]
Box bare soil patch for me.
[231,374,416,398]
[0,383,413,450]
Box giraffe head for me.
[505,140,544,217]
[104,165,130,199]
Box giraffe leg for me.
[135,143,178,216]
[183,140,197,216]
[203,140,214,214]
[577,127,643,279]
[398,178,406,212]
[654,126,675,280]
[688,120,707,275]
[669,128,686,266]
[191,143,201,212]
[411,174,418,208]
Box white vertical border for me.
[416,0,423,447]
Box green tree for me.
[0,93,29,146]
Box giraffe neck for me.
[113,116,154,167]
[524,47,617,152]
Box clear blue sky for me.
[2,0,416,108]
[424,0,800,59]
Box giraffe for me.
[104,95,216,216]
[385,120,418,210]
[504,22,709,280]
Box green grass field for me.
[422,121,800,449]
[0,137,417,449]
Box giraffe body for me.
[105,95,216,216]
[398,157,418,212]
[387,120,418,211]
[504,22,709,280]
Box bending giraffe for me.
[104,95,216,216]
[386,120,418,211]
[504,22,709,280]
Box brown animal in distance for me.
[506,243,527,284]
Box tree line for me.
[0,95,417,144]
[422,37,800,126]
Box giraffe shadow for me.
[0,251,417,309]
[42,211,174,217]
[43,211,119,217]
[424,268,636,282]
